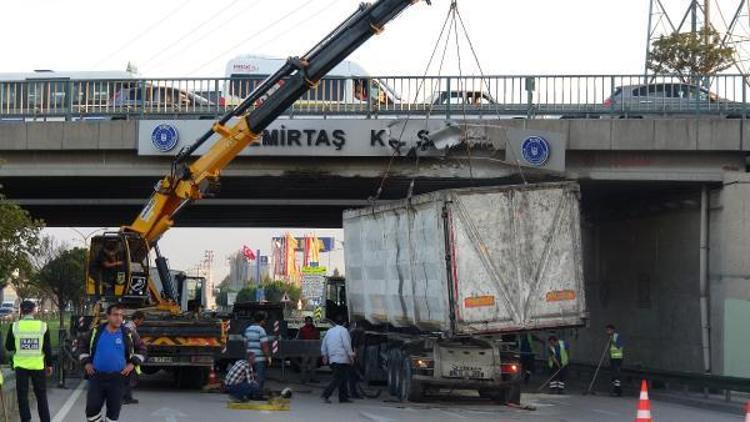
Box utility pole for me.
[204,250,214,309]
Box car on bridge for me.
[111,83,213,114]
[602,82,743,116]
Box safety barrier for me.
[1,74,749,120]
[569,361,750,402]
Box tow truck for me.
[77,0,427,387]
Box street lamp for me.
[68,227,110,247]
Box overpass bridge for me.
[2,74,750,381]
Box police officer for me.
[78,304,146,422]
[606,324,624,396]
[547,335,569,394]
[5,300,53,422]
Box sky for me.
[0,0,652,76]
[2,0,668,282]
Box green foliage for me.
[236,285,256,303]
[0,195,43,288]
[234,280,301,304]
[648,28,735,77]
[34,245,86,324]
[262,280,301,303]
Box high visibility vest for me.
[548,340,569,368]
[12,319,46,370]
[90,326,142,375]
[609,333,624,359]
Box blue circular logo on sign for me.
[151,124,179,152]
[521,136,550,166]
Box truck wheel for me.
[176,367,209,389]
[479,388,508,404]
[387,349,402,396]
[398,356,424,402]
[507,383,521,405]
[364,345,381,384]
[141,366,160,375]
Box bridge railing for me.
[1,74,748,120]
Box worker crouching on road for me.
[224,358,260,402]
[547,335,569,394]
[5,300,53,422]
[606,324,624,396]
[79,304,147,422]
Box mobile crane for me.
[78,0,427,387]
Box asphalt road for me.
[40,374,742,422]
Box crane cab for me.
[86,232,153,306]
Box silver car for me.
[603,82,735,115]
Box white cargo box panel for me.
[343,182,586,336]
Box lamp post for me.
[68,227,109,247]
[58,227,107,388]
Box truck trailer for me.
[343,182,587,403]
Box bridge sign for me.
[139,119,566,171]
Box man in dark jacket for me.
[78,304,146,422]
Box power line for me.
[140,0,255,70]
[146,0,267,73]
[92,0,194,69]
[189,0,339,74]
[186,0,319,76]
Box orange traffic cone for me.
[635,380,652,422]
[208,366,218,385]
[745,400,749,422]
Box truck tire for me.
[507,383,521,405]
[479,388,507,404]
[364,345,381,384]
[175,367,209,389]
[387,349,402,396]
[141,366,161,375]
[479,385,520,405]
[398,356,424,402]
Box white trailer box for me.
[343,182,586,336]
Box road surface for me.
[41,374,741,422]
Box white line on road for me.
[591,408,620,417]
[438,409,468,419]
[52,380,86,422]
[358,411,397,422]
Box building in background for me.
[225,249,269,290]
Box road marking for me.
[438,409,469,419]
[358,411,397,422]
[52,380,85,422]
[591,408,620,417]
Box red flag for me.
[242,245,256,260]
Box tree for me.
[236,285,257,303]
[34,245,86,328]
[0,195,43,289]
[262,281,301,304]
[647,28,735,79]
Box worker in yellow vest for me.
[547,335,569,394]
[4,300,53,422]
[606,324,624,396]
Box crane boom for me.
[127,0,423,245]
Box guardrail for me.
[1,74,749,120]
[569,362,750,402]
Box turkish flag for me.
[242,246,256,261]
